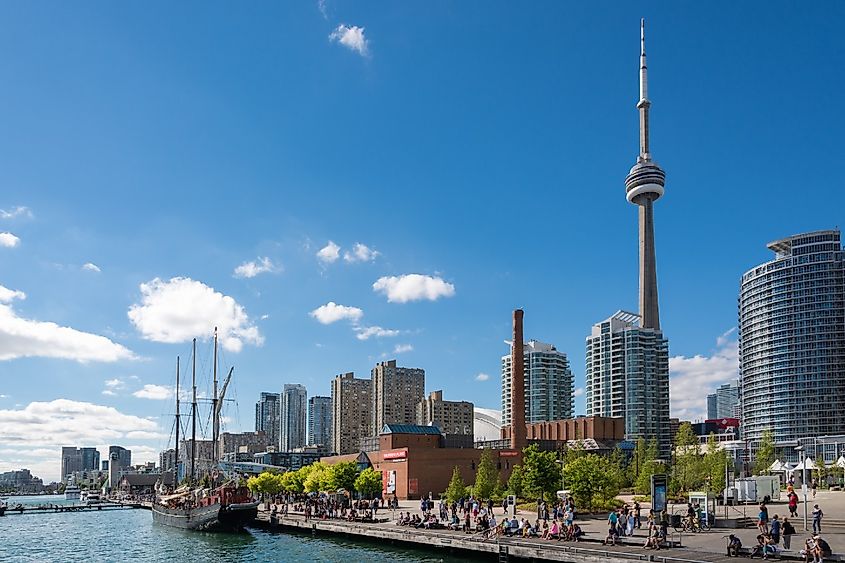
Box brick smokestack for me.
[510,309,526,452]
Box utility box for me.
[754,475,781,502]
[735,478,758,502]
[688,491,716,526]
[651,474,668,513]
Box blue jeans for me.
[813,519,821,533]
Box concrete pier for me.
[252,512,744,563]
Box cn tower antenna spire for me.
[625,17,665,331]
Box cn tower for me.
[624,19,665,331]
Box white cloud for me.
[0,285,26,303]
[393,343,413,354]
[0,285,135,362]
[669,331,739,421]
[329,24,370,57]
[317,241,341,264]
[82,262,101,273]
[0,206,32,220]
[373,274,456,303]
[317,0,328,19]
[0,232,20,248]
[128,277,263,353]
[354,325,399,340]
[574,387,585,397]
[133,384,173,400]
[233,256,280,279]
[309,302,364,325]
[104,378,124,389]
[0,399,160,480]
[344,243,380,263]
[716,327,737,347]
[475,372,490,382]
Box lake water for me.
[0,495,468,562]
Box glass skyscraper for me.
[739,230,845,447]
[501,340,574,426]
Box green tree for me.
[702,433,730,494]
[445,466,466,503]
[354,467,383,498]
[247,471,283,496]
[326,461,359,493]
[634,438,660,494]
[522,444,559,502]
[754,429,776,475]
[303,462,329,493]
[474,449,498,500]
[281,470,304,493]
[563,453,622,511]
[673,422,703,493]
[633,438,647,480]
[609,445,629,487]
[507,464,525,499]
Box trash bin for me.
[670,514,681,527]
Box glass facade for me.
[501,340,574,427]
[739,230,845,448]
[585,311,670,459]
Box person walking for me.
[782,517,796,550]
[811,478,818,499]
[788,491,798,518]
[812,504,823,534]
[770,514,781,545]
[634,500,642,529]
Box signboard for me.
[651,474,668,513]
[383,450,407,460]
[386,470,396,494]
[499,451,519,458]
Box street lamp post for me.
[555,460,565,494]
[796,445,808,531]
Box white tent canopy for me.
[769,459,784,472]
[836,456,845,469]
[794,458,817,471]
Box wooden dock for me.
[2,502,144,515]
[251,512,746,563]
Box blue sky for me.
[1,2,843,481]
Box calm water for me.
[0,495,468,563]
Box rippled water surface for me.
[0,495,465,562]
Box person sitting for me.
[547,520,560,540]
[569,523,584,542]
[509,516,519,536]
[816,535,832,559]
[726,534,743,557]
[800,536,820,563]
[749,534,766,558]
[540,520,550,539]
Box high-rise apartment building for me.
[60,447,100,483]
[501,340,574,426]
[331,372,372,455]
[706,381,740,420]
[255,392,281,449]
[281,384,307,451]
[585,311,671,457]
[740,230,845,447]
[108,446,132,470]
[371,360,425,431]
[416,390,474,438]
[159,448,176,473]
[308,396,332,448]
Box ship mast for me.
[174,356,180,486]
[212,327,219,462]
[190,338,197,484]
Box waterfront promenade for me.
[255,490,845,562]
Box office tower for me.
[159,448,176,473]
[371,360,425,431]
[60,447,100,483]
[501,339,574,426]
[331,372,372,455]
[281,384,307,451]
[255,392,282,449]
[740,230,845,447]
[108,446,132,470]
[307,396,332,447]
[585,311,671,458]
[416,390,474,438]
[707,381,740,420]
[706,394,718,420]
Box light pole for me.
[555,460,565,495]
[796,445,808,531]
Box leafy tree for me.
[303,462,329,493]
[754,429,776,475]
[281,470,304,493]
[522,444,559,502]
[633,438,647,479]
[702,433,730,494]
[673,422,702,493]
[634,438,661,494]
[247,471,283,496]
[474,449,498,500]
[563,453,621,511]
[818,456,828,485]
[354,467,383,498]
[507,464,525,499]
[445,466,465,503]
[326,461,359,493]
[609,445,629,487]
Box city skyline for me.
[1,3,844,481]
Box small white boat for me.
[65,486,81,501]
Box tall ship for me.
[152,330,258,531]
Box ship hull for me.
[152,501,258,532]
